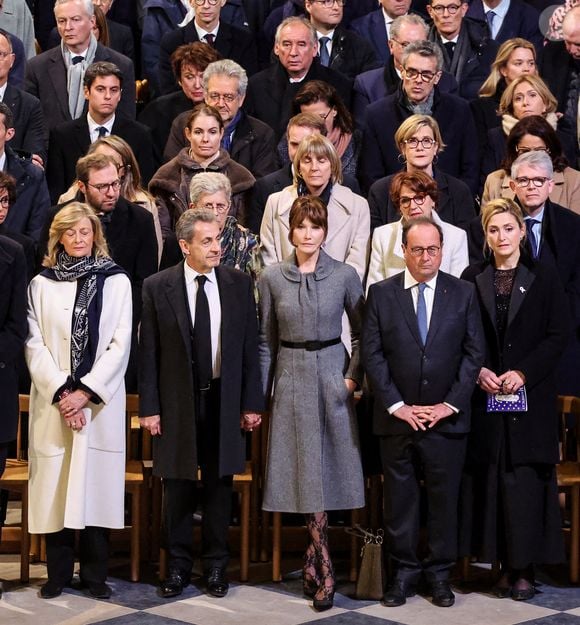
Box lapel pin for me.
[519,286,526,293]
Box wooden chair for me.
[557,395,580,583]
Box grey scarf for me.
[62,33,98,119]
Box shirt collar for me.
[184,261,217,285]
[87,112,115,132]
[404,268,438,291]
[0,150,6,172]
[317,29,335,40]
[483,0,510,20]
[194,22,219,41]
[526,205,545,224]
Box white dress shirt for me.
[483,0,510,39]
[87,112,115,143]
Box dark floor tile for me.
[513,614,580,625]
[528,583,580,612]
[299,613,405,625]
[91,614,197,625]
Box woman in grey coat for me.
[259,196,365,612]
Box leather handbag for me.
[348,525,385,600]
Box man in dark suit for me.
[139,209,263,598]
[244,16,353,140]
[47,61,155,202]
[24,0,135,131]
[362,217,484,607]
[359,40,479,194]
[157,0,258,95]
[304,0,379,80]
[426,0,498,101]
[466,0,542,52]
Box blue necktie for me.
[97,126,108,138]
[417,283,428,345]
[525,218,540,258]
[486,10,496,37]
[319,36,330,67]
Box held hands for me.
[59,389,90,431]
[240,412,262,432]
[393,403,454,431]
[477,367,525,394]
[497,370,525,394]
[139,415,162,436]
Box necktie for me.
[319,36,331,67]
[193,275,212,390]
[97,126,108,138]
[525,218,540,259]
[72,55,84,64]
[204,33,215,46]
[444,41,455,62]
[486,10,496,37]
[417,283,428,346]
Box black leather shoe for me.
[87,581,112,599]
[40,580,64,599]
[160,570,188,598]
[511,578,535,601]
[383,580,416,607]
[431,580,455,607]
[206,567,229,598]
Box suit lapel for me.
[507,263,535,327]
[215,265,235,363]
[424,275,450,348]
[164,263,193,362]
[48,49,71,122]
[393,276,423,347]
[475,263,496,327]
[73,117,91,156]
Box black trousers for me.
[45,526,110,585]
[380,431,466,584]
[163,383,233,577]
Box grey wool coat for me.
[259,250,365,513]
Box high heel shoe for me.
[312,557,335,612]
[303,548,319,598]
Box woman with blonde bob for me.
[459,198,570,601]
[26,202,132,600]
[261,133,370,281]
[368,115,475,231]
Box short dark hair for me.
[83,61,124,89]
[171,42,221,80]
[0,171,16,205]
[0,102,14,130]
[402,216,444,246]
[390,170,439,212]
[291,80,353,134]
[288,195,328,245]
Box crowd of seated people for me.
[1,0,580,612]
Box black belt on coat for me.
[280,337,341,351]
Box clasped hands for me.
[477,367,525,394]
[59,389,90,431]
[139,412,263,436]
[394,403,454,431]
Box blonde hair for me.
[498,74,557,117]
[480,198,525,256]
[478,38,536,98]
[44,202,109,267]
[394,114,446,154]
[293,134,343,186]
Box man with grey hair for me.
[245,16,352,140]
[24,0,135,130]
[164,59,277,180]
[353,13,458,122]
[359,39,479,194]
[139,207,264,599]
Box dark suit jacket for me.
[368,167,475,232]
[0,225,35,282]
[139,262,264,479]
[47,114,157,202]
[466,0,542,52]
[0,235,27,445]
[359,85,479,194]
[24,43,136,130]
[349,9,390,65]
[361,270,485,436]
[462,258,570,465]
[158,20,259,94]
[323,26,380,81]
[3,83,47,162]
[245,61,353,140]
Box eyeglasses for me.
[513,176,550,188]
[318,108,333,120]
[309,0,347,6]
[198,202,229,213]
[0,51,13,59]
[399,195,427,209]
[206,92,238,104]
[430,3,463,15]
[404,137,437,149]
[391,38,411,48]
[193,0,220,5]
[515,146,550,154]
[87,180,121,193]
[407,246,441,257]
[403,68,437,82]
[0,195,9,207]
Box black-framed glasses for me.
[514,176,550,188]
[193,0,220,5]
[400,195,427,209]
[403,68,437,82]
[207,92,238,104]
[430,3,462,15]
[87,180,121,193]
[309,0,347,6]
[0,195,9,207]
[198,202,230,213]
[404,137,437,149]
[515,146,550,154]
[318,108,333,120]
[408,245,441,257]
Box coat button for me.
[422,379,428,385]
[0,362,5,368]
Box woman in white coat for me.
[367,171,469,290]
[260,134,370,281]
[26,202,132,600]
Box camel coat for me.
[25,273,132,533]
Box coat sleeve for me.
[259,193,281,268]
[19,95,47,163]
[138,276,162,417]
[0,244,27,364]
[448,228,469,278]
[241,275,265,412]
[366,227,386,292]
[344,266,365,386]
[257,270,278,400]
[343,194,370,281]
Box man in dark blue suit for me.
[359,40,479,194]
[362,217,484,608]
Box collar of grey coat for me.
[280,248,337,283]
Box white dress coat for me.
[260,184,370,280]
[25,272,132,534]
[366,211,469,290]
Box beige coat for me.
[260,184,370,280]
[483,167,580,215]
[25,273,132,533]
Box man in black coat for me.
[304,0,379,80]
[47,61,155,202]
[139,209,263,599]
[24,0,135,131]
[359,40,479,194]
[362,217,484,607]
[157,0,258,95]
[244,16,353,140]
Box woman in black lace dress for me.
[459,198,570,601]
